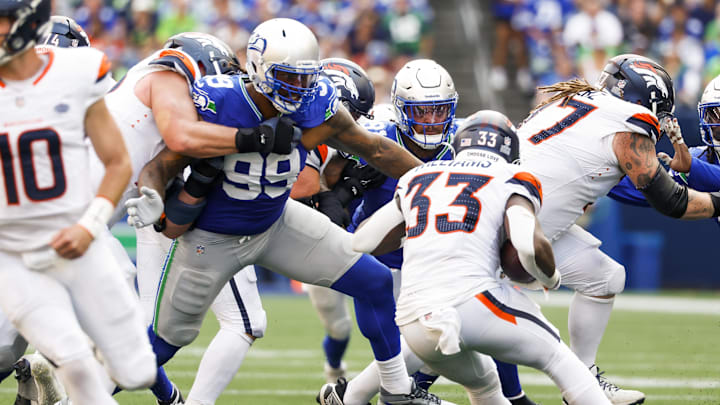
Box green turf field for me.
[1,292,718,404]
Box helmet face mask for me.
[0,0,51,65]
[246,18,322,114]
[698,75,720,148]
[391,59,458,149]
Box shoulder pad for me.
[149,48,201,86]
[624,111,660,143]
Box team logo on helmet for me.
[325,70,360,100]
[248,33,266,55]
[630,61,669,98]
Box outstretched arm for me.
[613,132,720,220]
[302,105,423,179]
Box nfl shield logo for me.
[196,245,205,255]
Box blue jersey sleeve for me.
[607,177,650,207]
[676,150,720,192]
[287,75,339,129]
[192,75,262,128]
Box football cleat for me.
[591,365,645,405]
[508,393,538,405]
[379,380,455,405]
[13,353,68,405]
[324,361,347,384]
[318,377,349,405]
[157,383,184,405]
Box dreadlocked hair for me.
[531,78,601,113]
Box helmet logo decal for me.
[325,70,359,100]
[248,33,266,55]
[630,61,669,98]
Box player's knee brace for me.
[160,270,218,346]
[605,262,626,296]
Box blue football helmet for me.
[38,15,90,48]
[321,58,375,119]
[597,54,675,119]
[391,59,458,149]
[246,18,322,114]
[452,110,520,164]
[0,0,51,65]
[699,75,720,148]
[163,32,240,76]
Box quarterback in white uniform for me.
[0,1,155,404]
[350,111,611,405]
[517,54,720,404]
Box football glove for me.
[314,191,350,228]
[125,186,164,228]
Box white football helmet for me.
[245,18,322,114]
[699,74,720,148]
[391,59,458,149]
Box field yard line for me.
[525,291,720,315]
[436,374,720,389]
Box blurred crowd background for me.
[55,0,719,289]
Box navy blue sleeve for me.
[607,177,651,207]
[288,76,339,129]
[192,75,255,127]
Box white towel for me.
[419,307,462,355]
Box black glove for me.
[184,157,224,198]
[271,116,302,155]
[333,161,388,206]
[313,191,350,228]
[235,125,274,154]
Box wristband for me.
[77,196,115,238]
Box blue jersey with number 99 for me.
[191,74,338,235]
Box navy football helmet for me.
[163,32,240,76]
[0,0,51,65]
[452,110,520,164]
[321,58,375,120]
[597,54,675,119]
[38,15,90,48]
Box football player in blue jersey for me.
[125,18,451,405]
[325,59,539,405]
[608,73,720,214]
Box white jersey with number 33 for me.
[517,90,661,240]
[0,47,113,252]
[394,159,543,325]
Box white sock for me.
[344,337,420,405]
[465,385,510,405]
[56,357,117,405]
[544,344,610,405]
[344,362,381,405]
[376,353,412,394]
[568,293,615,367]
[185,329,253,405]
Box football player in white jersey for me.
[516,54,720,404]
[99,33,270,405]
[0,1,156,404]
[345,110,611,405]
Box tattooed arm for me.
[613,132,720,219]
[136,147,193,200]
[301,105,423,179]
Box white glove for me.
[125,187,164,228]
[661,116,684,145]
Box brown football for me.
[500,239,535,284]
